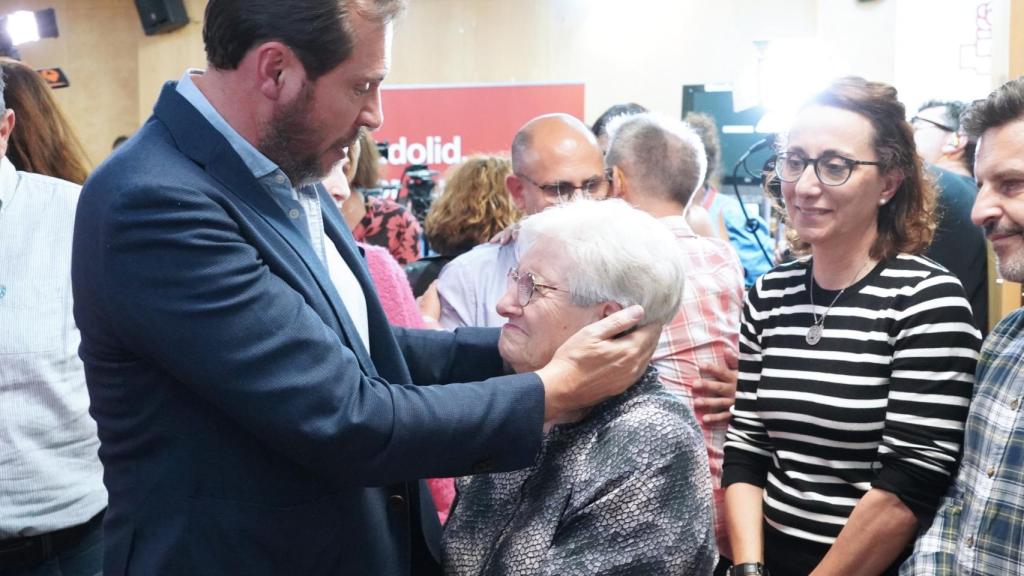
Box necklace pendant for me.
[806,324,824,346]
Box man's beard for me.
[259,83,328,188]
[986,220,1024,282]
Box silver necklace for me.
[806,259,872,346]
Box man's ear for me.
[251,41,303,101]
[0,109,15,158]
[941,131,968,157]
[507,173,527,212]
[609,165,628,200]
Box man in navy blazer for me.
[71,1,660,574]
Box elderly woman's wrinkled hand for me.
[536,305,661,426]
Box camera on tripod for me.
[402,164,438,223]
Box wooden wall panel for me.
[136,0,206,125]
[993,0,1024,327]
[2,0,141,168]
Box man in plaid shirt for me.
[605,112,745,566]
[901,77,1024,575]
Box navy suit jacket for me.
[71,83,544,575]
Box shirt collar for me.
[658,214,696,237]
[0,157,16,212]
[176,70,280,180]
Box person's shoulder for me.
[714,192,743,211]
[79,127,224,227]
[13,168,81,214]
[88,120,195,191]
[16,169,80,196]
[366,195,413,217]
[681,233,743,264]
[986,309,1024,351]
[361,242,401,272]
[757,256,809,284]
[441,242,507,275]
[879,254,975,312]
[931,166,977,194]
[360,241,392,259]
[594,380,705,464]
[886,253,957,282]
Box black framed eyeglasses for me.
[507,266,562,308]
[910,115,955,133]
[775,152,881,187]
[516,172,611,202]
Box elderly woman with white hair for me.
[442,199,717,575]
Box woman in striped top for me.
[722,77,981,576]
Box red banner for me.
[374,82,585,184]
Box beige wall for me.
[112,0,822,127]
[2,0,141,169]
[387,0,819,124]
[1,0,1015,325]
[0,0,1009,168]
[136,0,205,125]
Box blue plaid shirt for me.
[901,308,1024,575]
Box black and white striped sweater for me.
[723,254,981,546]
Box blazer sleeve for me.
[74,176,544,486]
[394,326,506,385]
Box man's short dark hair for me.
[918,100,968,131]
[203,0,406,80]
[918,99,976,174]
[591,102,648,139]
[961,77,1024,140]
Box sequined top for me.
[442,367,717,575]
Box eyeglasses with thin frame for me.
[775,152,882,187]
[515,172,611,203]
[507,266,562,308]
[910,115,955,133]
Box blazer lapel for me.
[153,82,376,376]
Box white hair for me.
[516,198,685,326]
[604,112,708,206]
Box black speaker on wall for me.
[134,0,189,36]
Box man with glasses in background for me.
[911,100,988,333]
[434,113,609,329]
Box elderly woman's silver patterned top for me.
[442,367,717,575]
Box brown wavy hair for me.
[351,128,382,190]
[784,76,936,259]
[425,155,519,256]
[1,58,90,184]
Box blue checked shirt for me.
[901,308,1024,575]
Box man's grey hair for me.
[516,198,685,326]
[604,112,707,206]
[0,66,5,110]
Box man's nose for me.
[971,183,1000,228]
